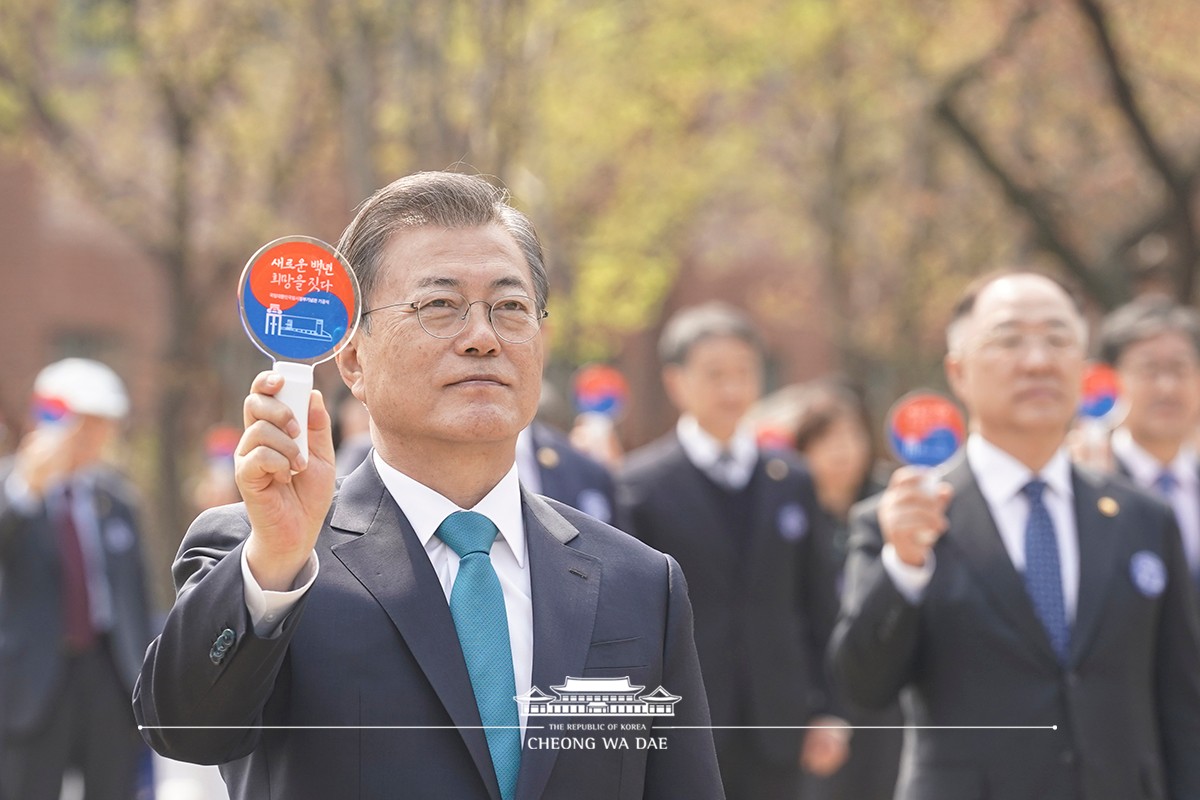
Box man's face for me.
[664,335,762,442]
[337,224,544,451]
[68,415,117,471]
[1117,330,1200,450]
[946,275,1086,445]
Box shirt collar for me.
[1111,427,1198,489]
[966,433,1073,506]
[371,451,526,567]
[675,414,757,472]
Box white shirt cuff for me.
[241,548,319,638]
[881,543,935,605]
[4,470,41,515]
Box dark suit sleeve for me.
[1153,517,1200,798]
[133,504,312,765]
[645,553,725,799]
[827,498,921,712]
[0,465,42,561]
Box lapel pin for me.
[1098,497,1119,517]
[537,447,560,469]
[766,459,788,481]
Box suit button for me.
[1065,672,1080,687]
[1059,750,1076,766]
[210,628,237,664]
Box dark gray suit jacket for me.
[830,458,1200,800]
[0,459,153,736]
[617,436,837,765]
[134,459,722,800]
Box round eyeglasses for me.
[362,290,548,344]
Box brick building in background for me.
[0,157,167,451]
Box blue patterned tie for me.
[1153,469,1178,499]
[1021,480,1070,663]
[436,511,520,800]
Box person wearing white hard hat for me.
[0,357,153,800]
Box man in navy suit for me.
[1,358,153,800]
[618,303,846,800]
[1097,296,1200,587]
[134,172,722,800]
[831,272,1200,800]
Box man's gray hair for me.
[658,302,763,366]
[337,172,548,329]
[1098,295,1200,365]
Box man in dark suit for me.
[1097,296,1200,586]
[831,272,1200,800]
[517,421,616,524]
[1,358,153,799]
[618,303,846,800]
[134,172,722,800]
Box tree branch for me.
[934,96,1119,307]
[1072,0,1198,301]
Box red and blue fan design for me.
[887,392,966,468]
[1078,362,1120,421]
[574,364,630,419]
[238,236,360,364]
[31,394,72,426]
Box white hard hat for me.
[33,358,130,419]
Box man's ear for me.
[662,364,687,413]
[944,352,966,404]
[336,336,367,406]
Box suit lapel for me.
[516,490,602,800]
[328,461,503,800]
[1068,468,1123,665]
[942,459,1062,667]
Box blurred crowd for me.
[4,272,1200,800]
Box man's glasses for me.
[970,328,1083,358]
[362,290,548,344]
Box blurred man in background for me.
[1098,296,1200,586]
[618,302,847,799]
[0,358,153,799]
[832,272,1200,800]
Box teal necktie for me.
[436,511,521,800]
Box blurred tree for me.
[4,0,1200,507]
[933,0,1200,307]
[0,0,328,563]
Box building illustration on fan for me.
[265,304,333,341]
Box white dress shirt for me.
[1111,427,1200,573]
[884,434,1081,621]
[242,452,534,733]
[675,415,757,490]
